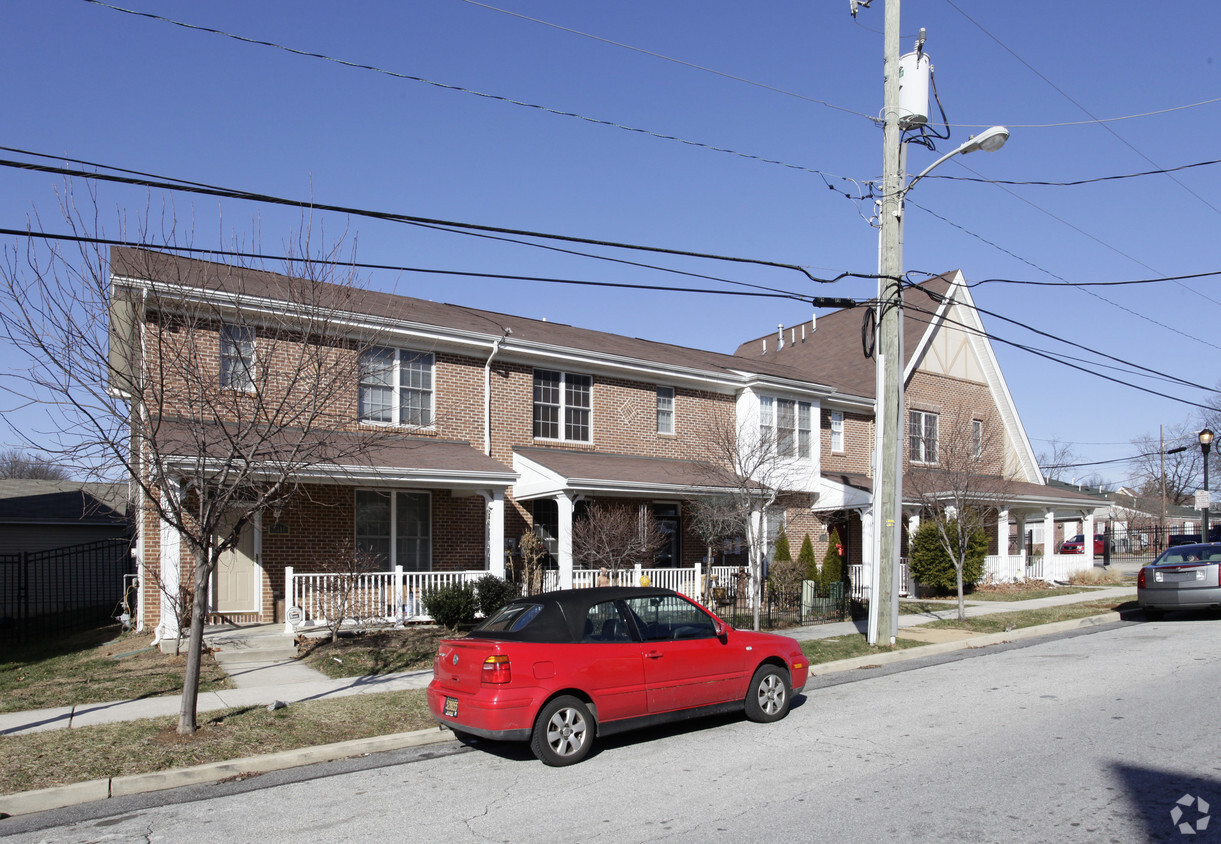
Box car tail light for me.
[1137,568,1146,588]
[482,654,512,684]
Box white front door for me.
[215,513,259,614]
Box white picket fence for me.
[284,563,744,632]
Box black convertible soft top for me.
[466,586,681,643]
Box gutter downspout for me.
[484,329,511,455]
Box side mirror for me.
[714,620,729,640]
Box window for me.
[656,386,675,435]
[759,396,813,459]
[765,510,786,564]
[533,370,591,442]
[219,323,255,390]
[972,419,983,460]
[909,410,939,464]
[830,410,844,453]
[623,594,716,641]
[355,490,431,571]
[358,347,434,427]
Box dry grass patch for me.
[923,598,1137,635]
[799,634,922,665]
[0,689,434,796]
[0,626,232,714]
[297,627,447,678]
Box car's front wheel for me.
[745,664,791,723]
[531,695,594,766]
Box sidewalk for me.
[0,584,1136,818]
[0,585,1134,738]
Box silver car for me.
[1138,543,1221,619]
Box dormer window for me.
[359,347,434,427]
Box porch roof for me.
[512,447,738,500]
[153,418,517,489]
[817,470,1107,515]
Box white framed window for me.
[355,489,431,571]
[219,323,255,390]
[358,347,434,427]
[759,395,812,459]
[533,369,591,442]
[656,386,675,435]
[830,410,845,453]
[972,419,983,460]
[909,410,939,464]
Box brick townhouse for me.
[109,248,1098,636]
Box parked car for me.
[1060,534,1109,555]
[1137,543,1221,619]
[427,586,808,766]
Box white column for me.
[479,490,506,577]
[1043,510,1056,557]
[861,507,876,605]
[907,511,920,540]
[1083,511,1096,565]
[997,508,1010,556]
[1015,514,1028,558]
[557,493,574,588]
[157,480,183,642]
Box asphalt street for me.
[6,612,1218,843]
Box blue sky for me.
[3,0,1220,486]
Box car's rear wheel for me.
[531,696,594,766]
[745,664,791,723]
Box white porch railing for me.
[984,553,1095,584]
[846,562,910,602]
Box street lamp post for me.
[1200,428,1214,542]
[868,9,1009,647]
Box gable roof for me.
[733,274,957,399]
[0,480,129,525]
[110,247,841,396]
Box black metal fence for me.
[0,538,135,644]
[714,579,852,630]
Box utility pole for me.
[869,0,904,646]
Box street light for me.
[868,117,1010,647]
[1200,428,1214,542]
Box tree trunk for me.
[956,558,967,621]
[177,549,211,735]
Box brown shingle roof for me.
[111,247,834,389]
[733,273,957,398]
[515,446,734,493]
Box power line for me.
[946,96,1221,130]
[0,226,850,305]
[967,270,1221,289]
[458,0,878,123]
[81,0,859,185]
[943,0,1221,218]
[928,157,1221,187]
[0,152,864,286]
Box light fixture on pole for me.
[1200,427,1213,543]
[868,17,1010,648]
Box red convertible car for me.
[427,586,808,766]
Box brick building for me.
[110,250,1097,636]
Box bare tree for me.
[1036,438,1077,483]
[571,502,668,581]
[316,539,382,644]
[0,200,393,734]
[1129,424,1203,506]
[517,529,548,595]
[684,493,742,603]
[0,448,72,479]
[687,415,804,632]
[906,407,1014,620]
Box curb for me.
[0,610,1133,819]
[809,611,1126,676]
[0,726,456,818]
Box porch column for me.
[557,492,575,588]
[996,508,1010,555]
[1083,511,1096,565]
[861,507,876,603]
[480,490,506,577]
[157,478,184,642]
[907,512,920,541]
[1043,509,1056,557]
[1015,513,1028,558]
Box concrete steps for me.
[204,624,297,664]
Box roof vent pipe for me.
[777,324,784,350]
[811,314,817,334]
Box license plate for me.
[444,696,459,717]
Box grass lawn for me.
[0,625,232,714]
[922,598,1138,634]
[800,635,923,664]
[0,689,434,796]
[298,627,448,678]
